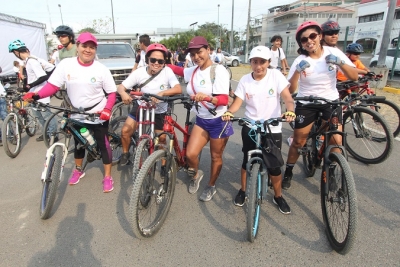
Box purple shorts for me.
[195,116,234,139]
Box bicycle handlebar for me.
[129,91,213,103]
[34,102,100,121]
[294,95,347,105]
[230,117,286,129]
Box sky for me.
[1,0,294,35]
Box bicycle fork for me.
[246,149,269,201]
[41,143,69,182]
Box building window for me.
[358,12,384,23]
[395,11,400,19]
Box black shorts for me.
[241,125,282,170]
[128,102,165,131]
[294,102,342,129]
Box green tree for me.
[87,17,113,34]
[78,27,98,34]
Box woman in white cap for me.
[222,46,295,214]
[23,32,117,193]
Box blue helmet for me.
[346,43,364,53]
[8,39,26,52]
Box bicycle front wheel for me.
[40,146,63,219]
[246,163,262,243]
[130,149,177,238]
[321,152,357,255]
[2,114,21,158]
[132,137,152,182]
[343,106,393,164]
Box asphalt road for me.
[1,85,399,266]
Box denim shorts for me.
[195,116,234,139]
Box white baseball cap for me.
[249,46,272,60]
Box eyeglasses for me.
[149,58,165,64]
[57,34,69,38]
[324,30,339,36]
[300,33,319,44]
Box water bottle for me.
[80,128,96,146]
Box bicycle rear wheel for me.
[40,146,62,219]
[108,115,130,165]
[343,106,393,164]
[370,99,400,138]
[2,114,21,158]
[130,149,177,238]
[302,126,317,177]
[321,152,357,255]
[246,163,262,243]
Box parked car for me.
[369,48,400,73]
[97,42,136,86]
[222,51,241,67]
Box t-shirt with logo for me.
[122,66,179,114]
[59,44,77,61]
[184,64,230,119]
[287,46,354,102]
[270,47,285,69]
[48,57,116,123]
[235,69,289,133]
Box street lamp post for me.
[190,22,198,31]
[217,4,220,49]
[58,4,64,25]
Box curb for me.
[383,87,400,94]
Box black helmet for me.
[53,25,74,38]
[346,43,364,53]
[321,21,340,33]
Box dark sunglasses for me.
[350,52,361,56]
[300,32,319,44]
[324,30,339,36]
[57,34,69,38]
[149,58,165,64]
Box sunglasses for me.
[350,52,361,56]
[149,58,165,64]
[57,34,69,38]
[324,30,339,36]
[300,32,319,44]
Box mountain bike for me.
[337,73,400,138]
[295,95,357,255]
[1,89,37,158]
[230,117,287,243]
[129,92,206,238]
[37,103,126,219]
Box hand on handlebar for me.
[99,108,111,120]
[22,92,40,102]
[121,91,132,105]
[221,111,234,121]
[193,92,211,102]
[282,111,296,122]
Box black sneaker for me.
[282,173,293,190]
[233,189,246,207]
[119,152,130,166]
[36,135,44,142]
[273,196,291,214]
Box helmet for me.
[57,44,64,49]
[8,39,26,52]
[145,43,168,58]
[321,21,340,33]
[53,25,74,37]
[295,21,321,43]
[346,43,364,53]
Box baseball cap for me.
[76,32,98,46]
[249,46,272,60]
[185,36,209,53]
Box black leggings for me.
[74,121,112,165]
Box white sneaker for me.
[287,136,293,146]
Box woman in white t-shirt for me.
[117,43,182,166]
[222,46,296,213]
[282,21,358,190]
[23,32,117,193]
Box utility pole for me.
[245,0,251,63]
[218,4,220,49]
[303,0,309,22]
[230,0,234,54]
[378,0,397,66]
[111,0,115,34]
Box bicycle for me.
[129,92,206,238]
[230,117,287,243]
[1,89,37,158]
[38,103,127,219]
[295,95,357,255]
[337,73,400,138]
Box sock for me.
[285,164,294,176]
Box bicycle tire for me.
[43,110,74,154]
[302,125,317,177]
[40,146,62,219]
[132,138,151,182]
[371,99,400,138]
[343,106,393,164]
[25,108,37,137]
[321,152,357,255]
[130,149,177,238]
[2,114,21,158]
[188,116,202,162]
[246,163,262,243]
[109,115,129,165]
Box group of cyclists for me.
[5,19,374,214]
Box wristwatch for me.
[339,59,345,66]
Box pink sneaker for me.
[69,169,85,185]
[103,176,114,193]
